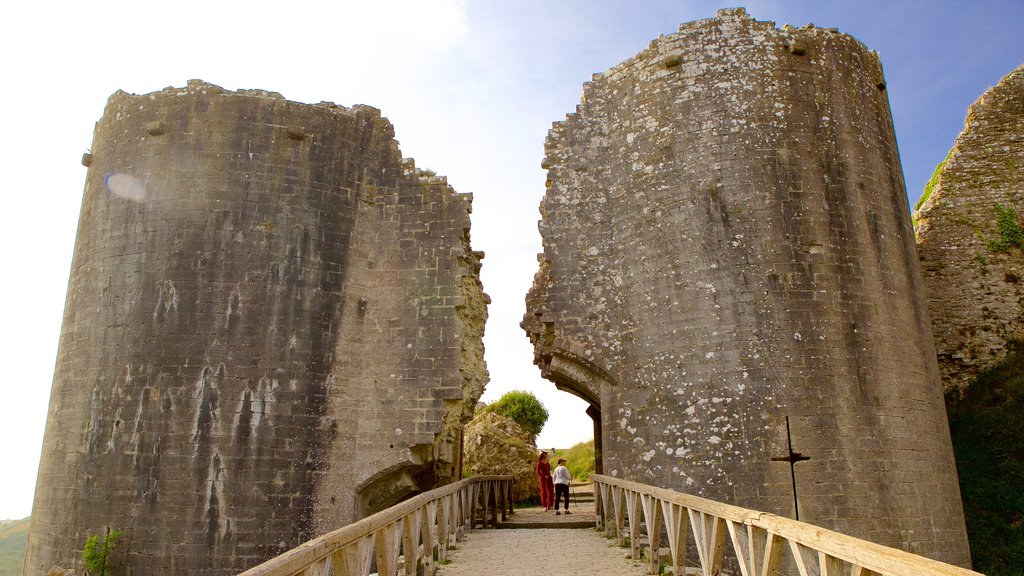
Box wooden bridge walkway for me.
[437,484,651,575]
[238,476,982,576]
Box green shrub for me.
[82,530,122,576]
[946,342,1024,574]
[483,390,548,438]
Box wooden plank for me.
[612,486,626,545]
[374,521,403,576]
[727,519,753,576]
[239,477,510,576]
[640,493,662,575]
[437,494,451,562]
[688,509,726,576]
[757,512,981,576]
[598,481,612,533]
[788,540,815,576]
[594,475,982,576]
[329,535,374,576]
[660,500,689,576]
[626,489,641,559]
[296,558,329,576]
[420,501,438,575]
[759,529,784,576]
[480,481,492,528]
[401,508,423,576]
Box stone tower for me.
[915,64,1024,392]
[25,81,488,575]
[523,9,970,566]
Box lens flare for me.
[106,173,147,201]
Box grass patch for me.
[916,152,952,212]
[559,439,596,482]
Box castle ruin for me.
[915,64,1024,391]
[24,81,488,575]
[24,8,995,575]
[523,9,970,566]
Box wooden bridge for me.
[238,475,982,576]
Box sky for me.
[0,0,1021,521]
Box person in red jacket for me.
[535,450,554,510]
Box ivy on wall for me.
[987,203,1024,253]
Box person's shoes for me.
[565,510,572,515]
[555,511,561,515]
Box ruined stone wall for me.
[25,81,487,576]
[915,65,1024,392]
[524,9,969,566]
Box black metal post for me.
[771,416,811,520]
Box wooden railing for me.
[592,474,981,576]
[238,475,513,576]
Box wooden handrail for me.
[591,474,981,576]
[237,475,514,576]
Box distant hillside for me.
[0,517,29,576]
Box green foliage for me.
[0,517,30,576]
[915,155,948,213]
[946,342,1024,574]
[482,390,548,438]
[986,204,1024,253]
[560,439,596,482]
[913,151,954,229]
[82,530,122,576]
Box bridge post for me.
[421,502,437,575]
[640,493,662,575]
[401,509,423,576]
[437,495,451,562]
[503,478,513,520]
[626,490,641,560]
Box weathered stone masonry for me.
[915,64,1024,392]
[524,9,970,566]
[25,81,488,575]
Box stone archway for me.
[533,348,613,475]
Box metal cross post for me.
[771,416,811,520]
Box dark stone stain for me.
[205,453,223,550]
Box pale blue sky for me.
[0,0,1020,520]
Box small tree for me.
[483,390,548,440]
[82,529,122,576]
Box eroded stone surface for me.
[25,80,488,576]
[915,65,1024,392]
[462,412,538,501]
[524,9,969,566]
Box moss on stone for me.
[919,154,950,209]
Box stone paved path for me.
[436,483,650,575]
[436,528,651,576]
